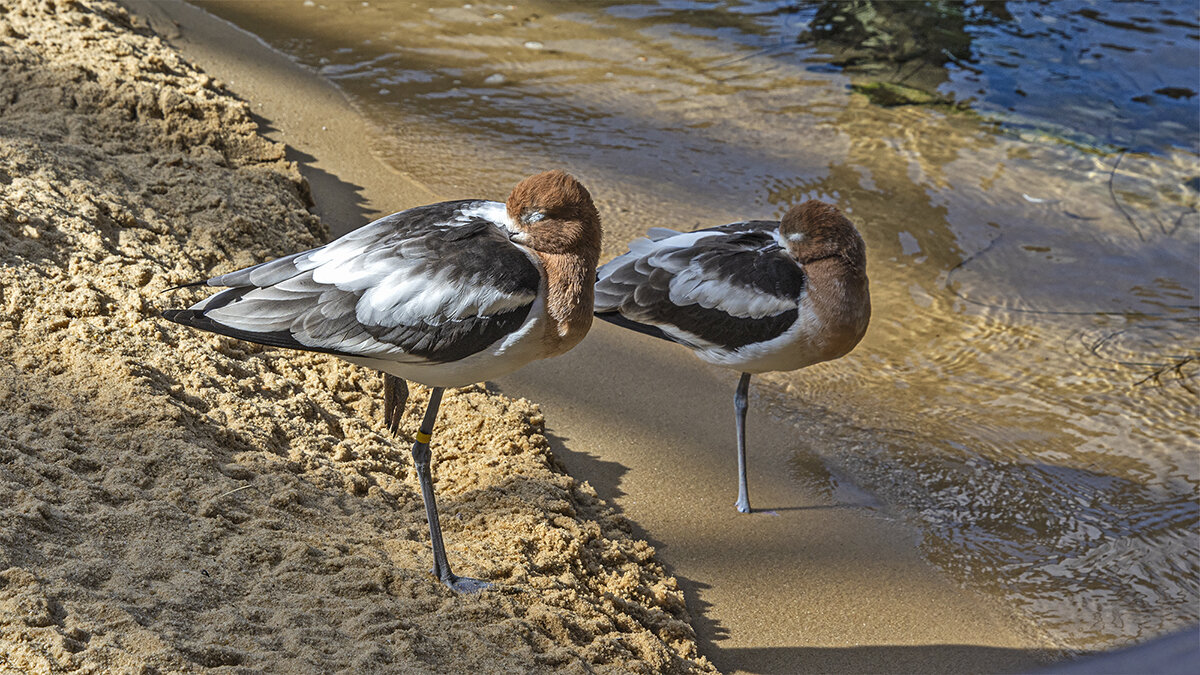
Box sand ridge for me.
[0,1,711,672]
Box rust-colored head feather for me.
[779,200,866,269]
[778,200,870,363]
[506,170,602,260]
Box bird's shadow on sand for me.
[535,425,732,651]
[247,111,375,238]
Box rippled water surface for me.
[198,0,1199,651]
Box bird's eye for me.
[523,210,546,224]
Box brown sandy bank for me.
[0,1,712,672]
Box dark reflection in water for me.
[805,0,1011,80]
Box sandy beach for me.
[1,1,1060,672]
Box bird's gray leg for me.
[734,372,752,513]
[410,387,491,593]
[383,374,408,435]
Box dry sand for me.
[0,1,712,672]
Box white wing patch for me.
[358,267,534,327]
[667,264,796,319]
[459,201,514,232]
[301,235,400,291]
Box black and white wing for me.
[594,221,805,350]
[163,200,542,364]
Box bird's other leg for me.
[383,374,408,435]
[734,372,752,513]
[409,387,491,593]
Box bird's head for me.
[778,200,866,269]
[505,170,602,264]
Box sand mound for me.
[0,1,711,672]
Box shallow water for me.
[198,0,1198,652]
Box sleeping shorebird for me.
[594,200,869,513]
[164,170,602,592]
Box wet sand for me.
[114,2,1069,673]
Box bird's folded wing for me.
[595,226,804,350]
[166,201,541,364]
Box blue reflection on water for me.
[771,0,1198,153]
[939,0,1199,153]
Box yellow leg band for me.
[415,431,432,444]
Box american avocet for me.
[594,200,869,513]
[164,170,602,592]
